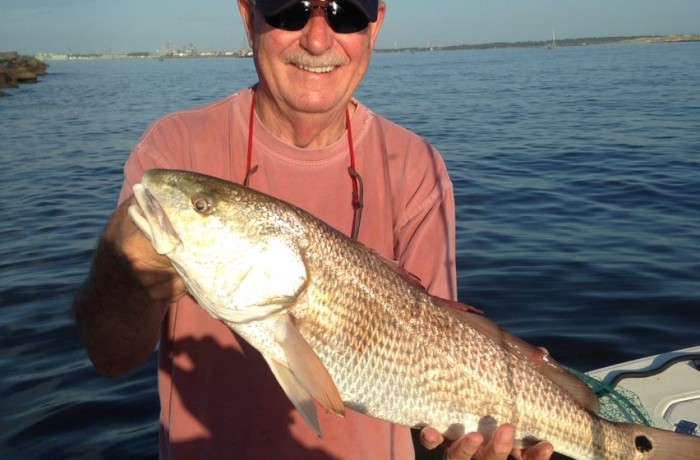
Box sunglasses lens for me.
[265,2,312,31]
[265,1,370,34]
[327,2,369,34]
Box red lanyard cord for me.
[346,107,364,241]
[244,92,364,240]
[243,93,258,187]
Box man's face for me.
[240,0,385,116]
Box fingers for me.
[473,425,554,460]
[469,424,516,460]
[521,441,554,460]
[443,432,484,460]
[109,197,187,303]
[418,426,444,450]
[419,427,484,460]
[422,424,554,460]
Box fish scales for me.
[129,169,700,459]
[288,209,588,444]
[299,238,619,459]
[292,231,662,459]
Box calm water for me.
[1,43,699,458]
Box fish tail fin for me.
[618,423,700,459]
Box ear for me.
[369,2,386,49]
[238,0,255,45]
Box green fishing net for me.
[569,369,653,426]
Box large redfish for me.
[129,169,700,459]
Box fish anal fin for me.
[440,298,599,413]
[275,315,345,419]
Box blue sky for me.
[1,0,699,54]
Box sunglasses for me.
[264,1,370,34]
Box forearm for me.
[73,204,163,377]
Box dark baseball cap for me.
[255,0,379,22]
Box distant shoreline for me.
[376,34,700,54]
[32,34,700,61]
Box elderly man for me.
[74,1,554,459]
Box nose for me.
[299,9,334,55]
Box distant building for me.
[34,52,69,61]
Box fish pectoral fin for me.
[265,357,322,436]
[275,315,345,420]
[441,298,600,413]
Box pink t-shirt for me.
[120,88,457,459]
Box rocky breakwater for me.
[0,51,48,97]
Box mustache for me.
[282,51,347,68]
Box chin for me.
[289,94,346,114]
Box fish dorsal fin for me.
[365,249,428,290]
[271,314,345,431]
[440,298,600,413]
[217,237,308,324]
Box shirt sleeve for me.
[394,150,458,301]
[117,116,186,204]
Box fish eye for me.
[191,193,215,214]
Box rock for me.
[14,70,38,83]
[0,51,49,92]
[21,56,48,76]
[0,51,19,62]
[0,68,18,88]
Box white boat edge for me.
[587,345,700,436]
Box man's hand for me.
[420,425,554,460]
[115,196,187,303]
[73,196,186,377]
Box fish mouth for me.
[128,184,182,255]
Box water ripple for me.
[1,44,699,457]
